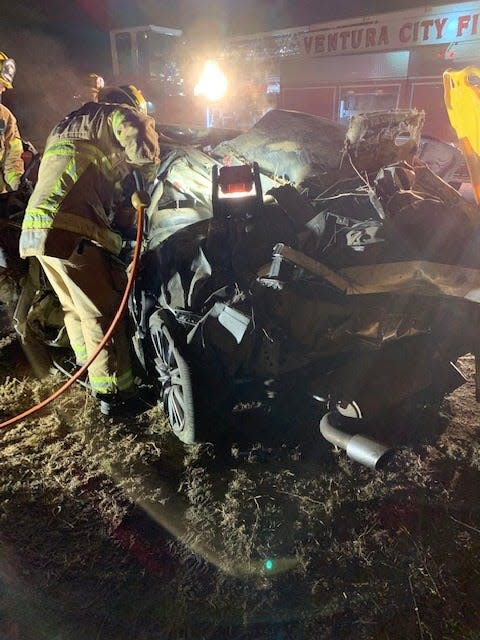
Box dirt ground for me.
[1,308,480,640]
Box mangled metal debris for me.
[2,107,479,467]
[342,108,424,173]
[130,108,480,463]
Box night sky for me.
[0,0,460,144]
[1,0,458,65]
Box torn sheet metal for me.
[343,109,425,173]
[339,261,480,301]
[187,302,251,346]
[211,109,347,184]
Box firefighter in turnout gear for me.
[19,85,160,415]
[0,51,24,192]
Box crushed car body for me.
[1,108,478,467]
[128,108,480,462]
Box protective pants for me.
[37,241,134,395]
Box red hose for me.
[0,201,146,429]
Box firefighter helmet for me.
[97,84,147,114]
[0,52,16,89]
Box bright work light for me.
[194,60,228,102]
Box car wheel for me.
[149,311,196,445]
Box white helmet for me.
[0,52,16,89]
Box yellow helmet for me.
[98,84,147,114]
[0,51,16,89]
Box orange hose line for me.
[0,203,145,430]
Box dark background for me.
[0,0,457,145]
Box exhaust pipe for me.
[319,411,393,470]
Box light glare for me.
[194,60,228,102]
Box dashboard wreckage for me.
[2,107,480,468]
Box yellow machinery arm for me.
[443,66,480,205]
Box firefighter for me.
[86,73,105,103]
[19,85,160,416]
[0,51,24,193]
[74,72,105,105]
[0,50,28,354]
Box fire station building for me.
[226,1,480,140]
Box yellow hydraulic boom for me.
[443,66,480,205]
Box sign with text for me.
[300,5,480,57]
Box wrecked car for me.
[127,107,480,466]
[1,109,478,468]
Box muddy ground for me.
[1,310,480,640]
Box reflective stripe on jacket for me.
[19,101,160,258]
[0,103,24,192]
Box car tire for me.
[148,311,197,445]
